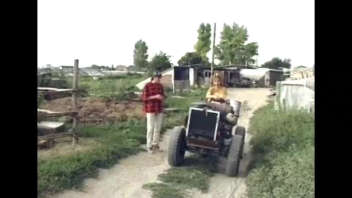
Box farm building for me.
[80,68,105,79]
[115,65,128,71]
[172,66,287,90]
[289,67,314,80]
[173,66,242,90]
[135,65,288,92]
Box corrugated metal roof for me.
[80,68,105,76]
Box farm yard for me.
[37,0,315,196]
[37,60,315,198]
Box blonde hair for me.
[211,73,223,86]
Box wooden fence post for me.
[72,59,79,145]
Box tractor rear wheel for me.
[235,126,246,159]
[225,134,243,177]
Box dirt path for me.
[49,88,271,198]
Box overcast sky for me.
[38,0,314,68]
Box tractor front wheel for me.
[168,126,187,166]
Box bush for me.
[246,102,314,198]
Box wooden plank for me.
[38,121,65,130]
[164,108,180,112]
[38,109,78,117]
[72,59,79,146]
[38,87,75,93]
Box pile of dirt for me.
[40,97,144,124]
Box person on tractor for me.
[206,73,228,104]
[205,73,239,125]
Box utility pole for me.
[210,23,216,83]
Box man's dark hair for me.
[151,71,162,81]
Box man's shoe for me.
[153,145,161,152]
[147,146,154,154]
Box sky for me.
[38,0,314,68]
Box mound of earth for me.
[40,97,144,124]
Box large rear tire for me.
[225,134,243,177]
[235,126,246,159]
[168,127,186,166]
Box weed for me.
[38,120,146,196]
[143,155,215,198]
[246,102,314,198]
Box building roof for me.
[80,68,105,76]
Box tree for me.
[177,52,209,66]
[148,52,172,74]
[261,57,291,70]
[133,40,149,70]
[295,65,307,69]
[215,23,258,67]
[194,23,212,62]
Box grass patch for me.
[38,119,146,197]
[38,81,208,197]
[67,74,145,100]
[246,102,314,198]
[143,155,216,198]
[163,87,207,129]
[164,88,207,112]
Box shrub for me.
[246,102,314,198]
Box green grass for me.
[38,120,146,196]
[163,88,208,128]
[246,102,314,198]
[38,80,208,197]
[67,74,146,100]
[143,155,216,198]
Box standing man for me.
[141,71,165,153]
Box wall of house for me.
[189,68,195,86]
[274,78,315,113]
[265,71,284,87]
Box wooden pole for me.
[210,23,216,84]
[72,59,79,145]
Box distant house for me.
[290,67,314,80]
[38,68,52,76]
[59,66,73,73]
[172,65,286,90]
[115,65,128,71]
[172,65,242,90]
[80,68,105,79]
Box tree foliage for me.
[215,23,258,67]
[177,52,209,66]
[148,52,172,74]
[133,40,149,69]
[261,57,291,69]
[194,23,212,61]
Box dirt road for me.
[49,88,271,198]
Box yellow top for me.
[206,86,228,101]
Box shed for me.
[264,69,286,87]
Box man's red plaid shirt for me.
[141,82,164,113]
